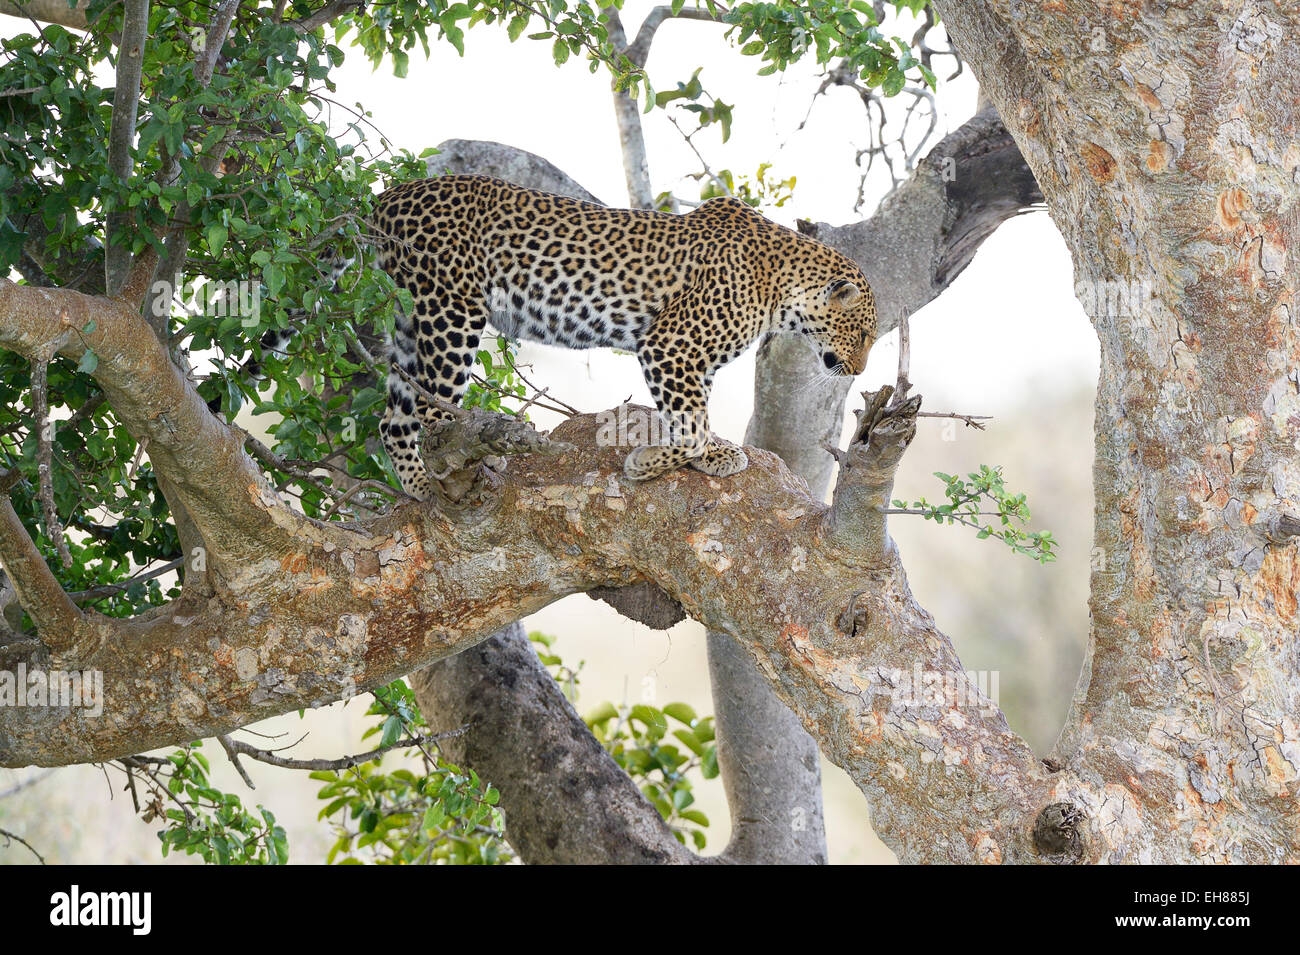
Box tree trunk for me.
[934,0,1300,861]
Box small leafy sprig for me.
[888,465,1057,563]
[313,680,507,865]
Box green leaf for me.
[663,702,697,724]
[630,704,667,736]
[379,714,402,748]
[206,224,228,256]
[584,701,619,727]
[673,728,705,756]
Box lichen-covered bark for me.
[0,267,1061,859]
[0,115,1066,862]
[935,0,1300,861]
[405,126,1049,863]
[703,336,841,865]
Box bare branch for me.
[603,7,655,209]
[0,826,45,863]
[67,556,184,605]
[289,0,367,33]
[28,345,72,568]
[0,0,90,29]
[220,726,468,774]
[804,104,1043,337]
[624,5,722,68]
[195,0,241,87]
[915,410,990,430]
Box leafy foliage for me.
[727,0,937,93]
[304,632,719,863]
[891,465,1058,563]
[148,742,289,865]
[332,0,939,108]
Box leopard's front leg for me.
[624,336,748,481]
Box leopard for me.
[366,174,878,499]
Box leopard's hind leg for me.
[380,294,487,499]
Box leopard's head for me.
[778,247,878,376]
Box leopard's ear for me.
[826,278,862,307]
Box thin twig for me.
[30,347,72,567]
[219,735,257,789]
[67,556,184,605]
[501,348,580,416]
[0,827,45,864]
[892,306,912,406]
[0,768,56,800]
[221,726,470,773]
[915,411,991,430]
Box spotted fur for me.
[368,175,878,498]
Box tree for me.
[1,0,1295,865]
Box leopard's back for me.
[371,175,702,352]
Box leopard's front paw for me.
[691,444,749,477]
[624,445,687,482]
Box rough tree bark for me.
[929,0,1300,861]
[0,100,1055,862]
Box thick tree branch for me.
[104,0,149,297]
[397,130,1045,863]
[423,139,604,202]
[928,0,1300,862]
[0,498,81,643]
[0,1,91,29]
[0,361,1069,862]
